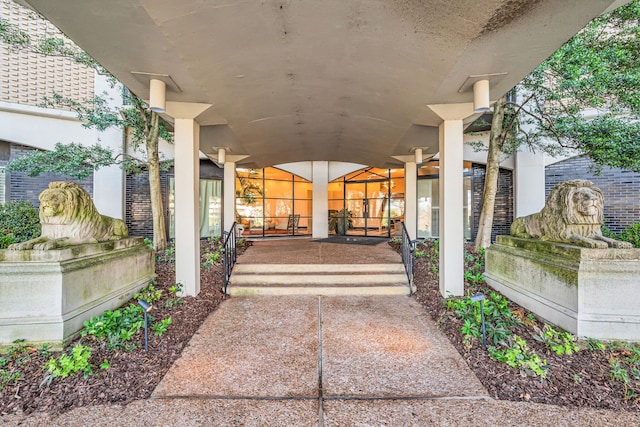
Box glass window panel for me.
[463,176,472,240]
[0,165,5,205]
[417,178,439,238]
[169,178,222,239]
[236,168,263,179]
[328,200,344,211]
[169,178,175,238]
[294,199,312,217]
[199,179,222,238]
[264,198,292,220]
[264,167,292,180]
[294,181,312,199]
[264,179,292,199]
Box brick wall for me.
[545,155,640,234]
[7,144,93,206]
[125,161,224,240]
[125,170,171,240]
[471,164,514,242]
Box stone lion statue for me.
[510,179,632,249]
[8,182,128,250]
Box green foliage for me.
[609,354,640,402]
[488,335,549,378]
[585,337,607,352]
[134,281,163,303]
[0,370,20,390]
[143,238,154,249]
[329,209,354,234]
[446,292,519,347]
[157,241,176,263]
[202,245,223,270]
[165,283,183,308]
[152,317,172,336]
[533,325,579,355]
[601,224,618,239]
[0,201,41,248]
[81,304,144,351]
[414,239,439,274]
[44,344,93,381]
[618,223,640,248]
[7,142,115,180]
[99,359,110,370]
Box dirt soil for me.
[405,241,640,414]
[0,239,250,416]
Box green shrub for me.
[618,223,640,248]
[44,344,93,381]
[81,304,144,350]
[0,201,40,248]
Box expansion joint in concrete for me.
[317,296,325,427]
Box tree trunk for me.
[475,95,507,250]
[146,112,168,252]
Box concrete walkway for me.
[6,295,640,426]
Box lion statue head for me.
[511,180,631,249]
[8,182,128,250]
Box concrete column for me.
[223,160,236,232]
[439,119,465,297]
[174,118,201,297]
[312,161,329,239]
[165,102,211,297]
[515,149,545,217]
[404,161,417,240]
[428,103,474,298]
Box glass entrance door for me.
[345,181,389,237]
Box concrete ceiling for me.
[17,0,625,167]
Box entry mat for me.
[315,236,386,245]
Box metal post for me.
[143,311,149,351]
[471,294,487,349]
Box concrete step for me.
[228,263,411,296]
[233,263,406,274]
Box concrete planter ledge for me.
[0,237,155,349]
[485,235,640,341]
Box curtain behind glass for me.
[199,179,222,238]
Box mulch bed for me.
[407,241,640,413]
[0,239,251,416]
[1,238,638,416]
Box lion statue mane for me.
[8,181,128,250]
[510,179,632,249]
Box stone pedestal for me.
[0,237,155,348]
[485,236,640,341]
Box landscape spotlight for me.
[138,299,153,350]
[470,293,487,349]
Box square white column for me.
[404,161,417,240]
[439,119,465,297]
[174,118,200,296]
[223,161,236,232]
[312,161,329,239]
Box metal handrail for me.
[222,221,239,296]
[400,222,416,295]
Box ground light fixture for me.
[470,293,487,349]
[138,299,153,350]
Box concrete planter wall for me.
[0,237,155,348]
[485,236,640,341]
